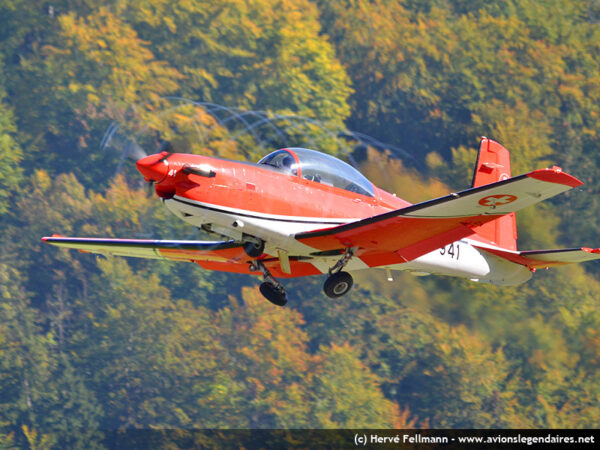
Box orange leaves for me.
[222,286,310,376]
[361,147,449,201]
[194,287,409,427]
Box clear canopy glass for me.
[258,148,374,197]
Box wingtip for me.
[527,168,583,188]
[582,247,600,254]
[42,234,64,242]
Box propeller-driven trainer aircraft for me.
[44,138,600,306]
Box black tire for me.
[244,240,265,258]
[259,282,288,306]
[323,271,353,298]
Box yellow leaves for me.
[21,425,55,450]
[86,92,100,105]
[106,305,122,320]
[50,7,183,123]
[67,82,80,93]
[362,147,449,202]
[558,306,576,329]
[90,175,155,235]
[312,341,402,428]
[32,169,51,192]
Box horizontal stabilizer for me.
[478,246,600,269]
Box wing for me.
[42,236,248,262]
[296,168,582,263]
[477,246,600,269]
[42,236,322,278]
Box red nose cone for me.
[136,152,170,183]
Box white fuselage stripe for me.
[172,195,360,225]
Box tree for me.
[212,287,314,427]
[0,73,23,216]
[0,264,56,446]
[124,0,352,123]
[310,342,404,428]
[0,263,102,447]
[8,6,183,187]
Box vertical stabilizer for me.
[471,138,518,250]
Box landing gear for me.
[243,238,265,257]
[323,271,353,298]
[251,261,288,306]
[260,282,288,306]
[323,248,355,299]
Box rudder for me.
[471,138,518,250]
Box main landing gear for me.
[250,261,288,306]
[324,271,353,298]
[323,249,354,298]
[251,248,356,306]
[259,282,287,306]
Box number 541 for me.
[440,243,460,260]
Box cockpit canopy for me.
[258,147,374,197]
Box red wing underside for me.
[300,216,497,263]
[296,168,581,263]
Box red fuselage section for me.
[137,149,410,222]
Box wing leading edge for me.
[295,167,582,263]
[42,236,245,262]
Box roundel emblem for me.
[478,194,517,207]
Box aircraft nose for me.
[136,152,170,183]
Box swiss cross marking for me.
[478,194,517,207]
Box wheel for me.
[244,239,265,258]
[323,271,353,298]
[259,282,288,306]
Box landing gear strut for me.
[243,237,265,258]
[323,249,355,299]
[251,261,287,306]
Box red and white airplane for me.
[44,138,600,306]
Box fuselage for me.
[136,148,532,285]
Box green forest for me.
[1,0,600,447]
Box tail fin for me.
[471,138,518,250]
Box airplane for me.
[43,137,600,306]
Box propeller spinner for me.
[136,151,171,183]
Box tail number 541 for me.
[440,243,460,260]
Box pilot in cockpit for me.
[279,155,298,175]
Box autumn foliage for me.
[1,0,600,447]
